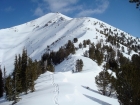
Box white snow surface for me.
[0,56,119,105]
[0,12,139,105]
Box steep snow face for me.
[0,12,139,74]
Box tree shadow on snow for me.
[82,85,100,94]
[83,94,111,105]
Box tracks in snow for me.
[49,73,59,105]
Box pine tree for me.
[95,70,114,96]
[73,38,78,43]
[89,45,95,60]
[83,40,87,48]
[75,59,79,72]
[35,60,42,77]
[79,59,83,72]
[27,58,35,92]
[3,66,6,92]
[0,66,4,97]
[48,64,54,72]
[66,40,75,54]
[25,59,30,94]
[115,64,140,105]
[17,54,22,93]
[86,39,91,45]
[21,48,28,94]
[32,60,38,80]
[13,55,22,99]
[95,49,103,66]
[5,75,14,101]
[75,59,83,72]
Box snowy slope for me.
[0,55,119,105]
[0,12,139,105]
[0,12,139,74]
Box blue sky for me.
[0,0,140,37]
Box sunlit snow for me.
[0,12,139,105]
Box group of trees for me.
[80,36,140,104]
[107,34,140,53]
[83,39,130,70]
[78,39,91,49]
[43,40,84,73]
[5,49,37,102]
[115,54,140,105]
[3,48,54,103]
[42,40,75,65]
[95,53,140,104]
[88,42,117,66]
[0,39,76,103]
[90,47,103,65]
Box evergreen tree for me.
[95,49,103,66]
[0,66,3,97]
[118,53,129,66]
[73,38,78,43]
[83,40,87,48]
[48,63,54,72]
[96,42,101,50]
[95,70,115,96]
[131,54,140,68]
[27,58,35,92]
[89,44,95,60]
[21,48,28,94]
[86,39,91,45]
[34,60,40,79]
[79,59,83,72]
[75,59,83,72]
[65,40,75,55]
[108,59,118,71]
[5,75,14,101]
[36,61,42,76]
[75,59,79,72]
[3,66,6,92]
[115,64,140,105]
[13,55,22,98]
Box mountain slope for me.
[0,55,119,105]
[0,12,140,105]
[0,12,139,74]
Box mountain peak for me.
[0,12,139,74]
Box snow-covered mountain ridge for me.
[0,12,139,74]
[0,12,140,105]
